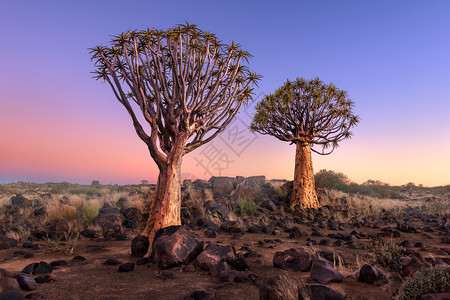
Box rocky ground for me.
[0,176,449,299]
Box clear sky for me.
[1,1,449,187]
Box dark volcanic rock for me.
[16,274,38,291]
[0,290,25,300]
[103,259,122,266]
[273,248,312,272]
[259,275,296,300]
[261,200,277,211]
[131,236,149,257]
[299,284,344,300]
[419,292,450,300]
[190,288,216,300]
[157,270,174,280]
[22,263,39,275]
[197,244,235,271]
[32,262,52,275]
[50,260,68,268]
[11,194,31,206]
[24,292,43,299]
[152,225,204,269]
[34,275,54,284]
[118,262,134,272]
[358,264,388,285]
[229,257,249,271]
[289,227,303,239]
[309,258,344,284]
[72,256,86,262]
[319,250,346,266]
[135,257,149,265]
[80,229,99,239]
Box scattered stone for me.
[131,236,150,257]
[261,200,277,211]
[299,284,344,300]
[11,194,31,206]
[358,264,388,285]
[419,292,450,300]
[190,288,216,300]
[72,256,86,262]
[197,244,235,271]
[259,275,297,300]
[247,273,262,286]
[210,261,230,279]
[16,274,38,291]
[204,228,218,238]
[0,268,12,278]
[21,263,38,275]
[319,250,346,266]
[103,259,122,266]
[289,227,303,239]
[229,257,249,271]
[24,293,43,299]
[152,225,204,269]
[50,260,68,268]
[273,248,312,272]
[32,262,52,275]
[24,253,34,259]
[34,275,54,284]
[182,264,196,272]
[80,229,99,239]
[118,262,134,272]
[309,258,344,284]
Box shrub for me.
[82,202,100,224]
[398,266,450,300]
[235,198,258,215]
[365,239,405,272]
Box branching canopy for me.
[251,78,359,155]
[90,23,261,167]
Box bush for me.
[398,266,450,300]
[235,198,258,215]
[82,203,100,224]
[314,169,350,190]
[365,239,405,272]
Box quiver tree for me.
[251,78,359,209]
[90,24,260,255]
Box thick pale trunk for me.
[291,141,321,209]
[141,153,182,257]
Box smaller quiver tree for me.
[251,78,359,209]
[90,24,260,255]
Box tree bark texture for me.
[141,152,183,257]
[291,141,321,209]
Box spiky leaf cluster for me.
[90,23,261,166]
[251,77,359,155]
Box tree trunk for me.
[141,153,182,257]
[291,141,321,209]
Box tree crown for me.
[90,23,261,166]
[251,77,359,155]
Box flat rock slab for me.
[273,248,312,272]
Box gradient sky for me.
[1,1,449,187]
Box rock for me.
[32,207,47,217]
[247,273,262,286]
[0,277,20,291]
[103,259,122,266]
[273,248,312,272]
[182,264,196,272]
[259,274,297,300]
[247,225,261,233]
[121,207,143,224]
[289,227,303,239]
[34,275,54,284]
[72,256,86,262]
[190,289,216,300]
[21,263,39,275]
[210,261,231,278]
[131,236,150,257]
[229,257,249,271]
[358,264,388,285]
[209,177,236,195]
[309,258,344,284]
[204,228,218,238]
[319,239,331,246]
[16,274,38,291]
[262,225,275,234]
[94,207,126,237]
[400,256,429,278]
[261,200,277,211]
[152,225,204,269]
[50,260,68,268]
[118,262,134,272]
[157,270,174,280]
[0,290,24,300]
[299,284,344,300]
[319,250,346,266]
[0,235,18,248]
[24,293,43,299]
[32,262,52,275]
[197,244,235,271]
[30,230,46,240]
[11,194,31,206]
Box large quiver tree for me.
[251,78,359,209]
[90,24,260,255]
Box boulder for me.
[0,290,24,300]
[131,236,150,257]
[261,200,277,211]
[358,264,388,285]
[319,250,346,266]
[152,225,204,269]
[10,194,31,206]
[94,207,126,237]
[118,262,134,272]
[32,262,52,275]
[299,284,344,300]
[197,244,236,271]
[309,258,344,284]
[190,289,216,300]
[0,235,18,249]
[208,177,236,195]
[16,274,38,291]
[273,248,312,272]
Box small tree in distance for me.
[90,24,260,255]
[251,78,359,209]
